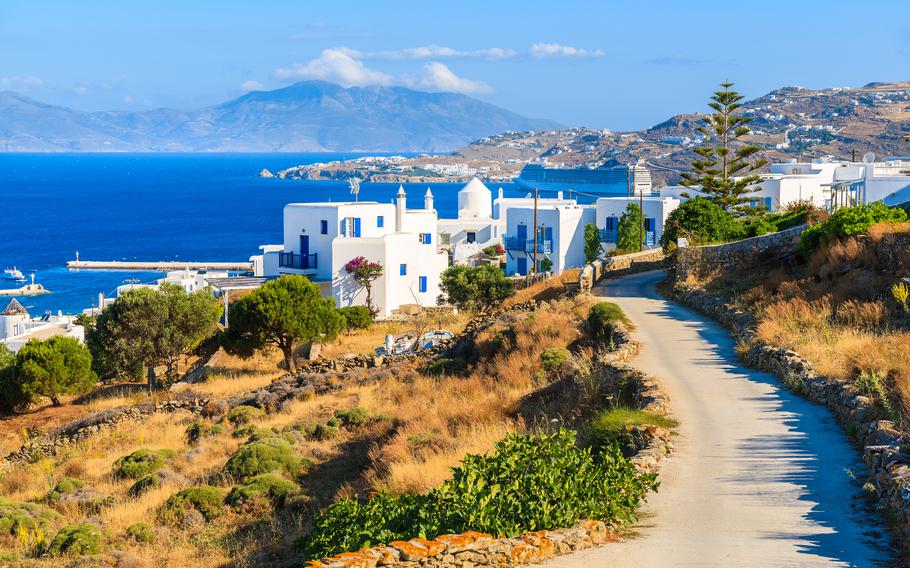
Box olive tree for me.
[9,336,96,408]
[222,275,343,373]
[438,265,515,311]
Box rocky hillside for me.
[457,81,910,186]
[0,81,560,153]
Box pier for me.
[67,260,253,271]
[0,284,50,297]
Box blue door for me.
[516,224,527,242]
[419,276,428,293]
[299,235,310,268]
[517,257,527,275]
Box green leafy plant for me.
[185,420,223,445]
[892,281,910,315]
[800,202,907,255]
[583,223,602,263]
[338,306,373,332]
[157,486,225,526]
[47,523,102,556]
[660,197,741,251]
[424,357,468,377]
[617,203,645,252]
[587,302,632,345]
[0,497,62,548]
[226,474,298,509]
[3,336,96,411]
[438,265,515,311]
[344,257,384,316]
[112,448,175,480]
[125,523,154,543]
[226,405,265,427]
[333,407,371,428]
[223,437,306,482]
[588,408,678,456]
[539,347,570,373]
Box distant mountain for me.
[0,81,561,152]
[456,81,910,186]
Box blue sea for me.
[0,153,548,315]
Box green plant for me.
[297,430,658,560]
[47,523,102,556]
[312,424,340,441]
[0,497,62,547]
[112,448,175,480]
[438,265,515,311]
[539,347,570,373]
[185,420,223,445]
[583,223,601,263]
[344,257,384,316]
[424,357,467,377]
[617,203,645,252]
[854,370,895,419]
[588,408,678,455]
[539,257,553,273]
[222,275,343,374]
[680,81,768,213]
[338,306,373,332]
[125,522,154,543]
[226,405,265,426]
[892,281,910,315]
[158,486,225,526]
[333,407,370,428]
[587,302,632,345]
[800,202,907,255]
[232,424,271,440]
[4,336,96,410]
[46,477,85,500]
[223,437,306,482]
[226,474,298,508]
[660,197,741,250]
[128,473,164,498]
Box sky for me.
[1,0,908,131]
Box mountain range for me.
[0,81,560,153]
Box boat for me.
[3,267,25,281]
[513,163,653,196]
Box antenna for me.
[348,179,361,202]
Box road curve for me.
[543,270,897,567]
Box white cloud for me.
[240,80,265,92]
[530,43,605,58]
[73,85,89,96]
[273,49,393,87]
[0,75,43,91]
[408,62,493,94]
[349,45,517,61]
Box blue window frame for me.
[400,263,407,276]
[419,276,427,293]
[377,215,384,228]
[353,217,362,237]
[320,220,328,234]
[421,232,432,244]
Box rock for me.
[258,168,275,178]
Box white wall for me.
[504,205,595,275]
[595,197,678,250]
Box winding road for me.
[544,271,898,567]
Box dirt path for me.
[542,270,897,567]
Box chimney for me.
[396,185,406,232]
[424,187,434,210]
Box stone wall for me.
[670,284,910,546]
[675,225,805,283]
[578,249,666,293]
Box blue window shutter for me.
[765,197,772,210]
[545,227,553,241]
[419,276,427,293]
[321,220,328,234]
[425,233,432,244]
[354,217,361,237]
[377,216,384,228]
[400,263,407,276]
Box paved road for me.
[543,271,897,567]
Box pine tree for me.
[681,82,768,214]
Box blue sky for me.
[1,0,908,130]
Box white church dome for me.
[457,177,492,219]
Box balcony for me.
[504,237,553,254]
[597,230,656,247]
[279,251,318,270]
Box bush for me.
[226,405,265,426]
[333,407,370,428]
[617,203,645,252]
[438,265,515,311]
[47,523,102,556]
[232,424,271,441]
[297,429,657,560]
[587,302,632,344]
[338,306,373,332]
[800,202,907,255]
[185,420,223,445]
[112,448,175,480]
[125,523,154,543]
[158,486,225,526]
[660,197,740,250]
[424,357,468,377]
[589,408,678,456]
[223,437,306,482]
[127,473,163,498]
[2,336,96,411]
[312,424,340,441]
[0,497,62,544]
[539,348,570,373]
[47,477,85,500]
[226,474,298,508]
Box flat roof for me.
[205,276,270,290]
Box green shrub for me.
[226,405,265,426]
[588,408,678,456]
[424,357,467,377]
[226,474,298,508]
[46,477,85,501]
[125,522,154,543]
[128,473,163,498]
[232,424,271,440]
[297,429,657,560]
[338,306,373,332]
[312,424,340,441]
[333,407,370,428]
[660,197,741,250]
[438,265,515,311]
[47,523,102,556]
[157,486,224,526]
[587,302,632,344]
[0,497,62,545]
[223,437,306,482]
[800,202,907,255]
[112,448,175,480]
[539,347,570,373]
[185,420,223,445]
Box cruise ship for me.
[513,163,652,195]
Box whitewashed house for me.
[595,196,679,251]
[504,203,595,276]
[258,187,448,318]
[1,299,85,353]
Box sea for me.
[0,153,550,315]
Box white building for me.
[504,203,595,276]
[595,196,680,251]
[258,187,448,318]
[1,299,85,353]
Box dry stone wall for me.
[675,225,805,283]
[579,249,666,293]
[671,284,910,546]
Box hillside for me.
[0,81,560,153]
